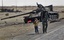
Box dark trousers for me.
[34,26,39,33]
[42,20,48,33]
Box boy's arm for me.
[37,20,40,23]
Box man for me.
[41,11,49,33]
[33,18,39,34]
[36,3,49,33]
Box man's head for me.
[36,3,44,8]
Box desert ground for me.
[0,6,64,40]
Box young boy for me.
[33,18,39,34]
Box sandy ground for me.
[0,12,34,40]
[0,23,34,40]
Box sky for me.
[0,0,64,6]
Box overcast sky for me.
[0,0,64,6]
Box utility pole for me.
[16,0,17,11]
[2,0,3,12]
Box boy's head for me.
[35,18,38,21]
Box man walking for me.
[41,11,49,33]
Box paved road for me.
[9,19,64,40]
[36,25,64,40]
